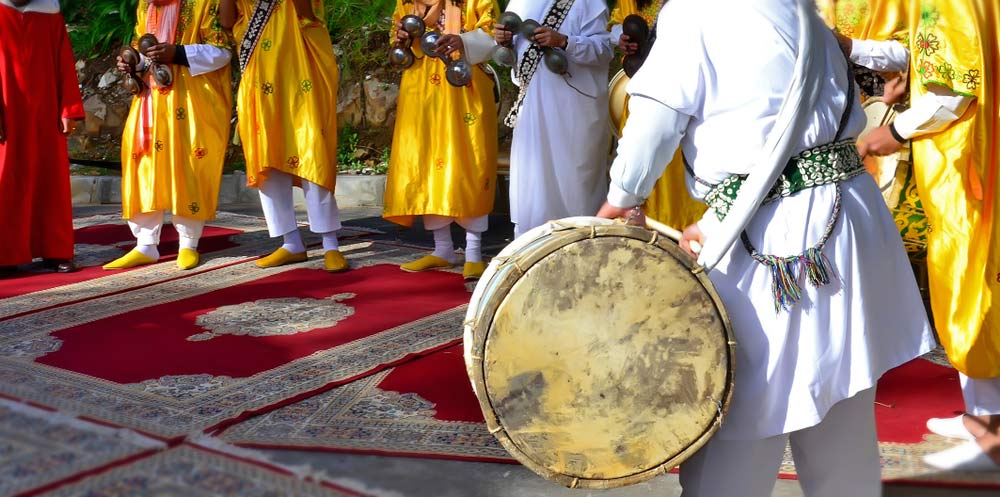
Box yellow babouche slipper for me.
[324,250,349,273]
[103,249,157,270]
[176,248,200,270]
[463,261,487,280]
[400,255,454,273]
[255,247,307,268]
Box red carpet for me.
[220,344,514,462]
[0,243,470,440]
[224,349,1000,487]
[0,213,377,320]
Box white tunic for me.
[612,0,935,439]
[505,0,613,234]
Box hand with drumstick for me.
[596,201,704,258]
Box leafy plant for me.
[337,125,389,175]
[63,0,138,59]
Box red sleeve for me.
[55,14,84,120]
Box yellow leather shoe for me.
[255,248,307,268]
[463,261,487,280]
[400,255,454,273]
[324,250,349,273]
[176,248,200,270]
[103,249,157,270]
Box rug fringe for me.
[0,398,166,449]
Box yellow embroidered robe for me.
[610,0,706,230]
[233,0,338,191]
[120,0,232,221]
[383,0,499,226]
[816,0,908,41]
[905,0,999,378]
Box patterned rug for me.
[0,242,469,440]
[778,357,1000,488]
[28,444,369,497]
[223,348,1000,487]
[0,398,163,497]
[0,212,377,319]
[220,344,512,462]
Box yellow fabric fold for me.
[120,0,232,222]
[233,0,338,192]
[383,0,499,227]
[905,0,998,378]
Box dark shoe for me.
[43,258,78,273]
[0,266,17,278]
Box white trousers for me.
[128,211,204,246]
[423,214,488,233]
[960,374,1000,416]
[679,388,880,497]
[258,170,341,237]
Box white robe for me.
[613,0,936,440]
[505,0,613,235]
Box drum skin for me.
[464,218,735,489]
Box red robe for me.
[0,6,84,266]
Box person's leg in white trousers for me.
[104,211,205,270]
[925,375,1000,471]
[256,170,347,272]
[679,388,880,497]
[400,214,487,279]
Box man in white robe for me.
[597,0,935,495]
[498,0,613,238]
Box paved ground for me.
[67,203,996,497]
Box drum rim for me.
[464,222,736,489]
[608,69,629,139]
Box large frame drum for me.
[464,217,735,488]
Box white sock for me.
[465,231,483,263]
[179,237,198,250]
[135,244,159,260]
[281,229,306,254]
[431,226,456,263]
[321,231,339,252]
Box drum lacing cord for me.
[646,231,659,246]
[490,255,526,275]
[570,478,580,488]
[713,399,724,427]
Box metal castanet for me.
[136,34,173,88]
[464,217,734,489]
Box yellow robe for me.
[120,0,232,221]
[383,0,499,227]
[904,0,999,378]
[816,0,908,41]
[232,0,338,192]
[609,0,707,230]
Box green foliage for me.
[337,125,390,175]
[325,0,396,40]
[63,0,138,59]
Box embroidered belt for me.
[703,139,866,222]
[693,139,865,312]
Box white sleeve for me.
[564,7,614,66]
[848,39,909,72]
[892,85,974,139]
[184,45,232,77]
[607,95,689,208]
[460,29,496,65]
[609,23,624,45]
